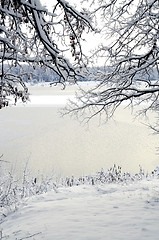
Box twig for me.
[18,232,42,240]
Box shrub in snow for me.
[62,165,151,187]
[0,163,57,219]
[152,166,159,177]
[0,162,158,219]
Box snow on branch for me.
[65,0,159,122]
[0,0,94,108]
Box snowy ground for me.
[1,178,159,240]
[1,82,159,239]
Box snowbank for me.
[1,177,159,240]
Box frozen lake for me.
[0,83,159,177]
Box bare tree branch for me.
[0,0,94,108]
[66,0,159,123]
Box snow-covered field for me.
[1,82,159,177]
[1,82,159,239]
[1,176,159,240]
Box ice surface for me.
[1,82,159,177]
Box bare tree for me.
[67,0,159,123]
[0,0,93,108]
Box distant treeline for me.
[4,64,102,83]
[3,64,159,83]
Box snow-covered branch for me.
[0,0,94,108]
[66,0,159,122]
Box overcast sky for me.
[39,0,105,66]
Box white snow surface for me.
[1,179,159,240]
[27,94,75,106]
[1,82,159,239]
